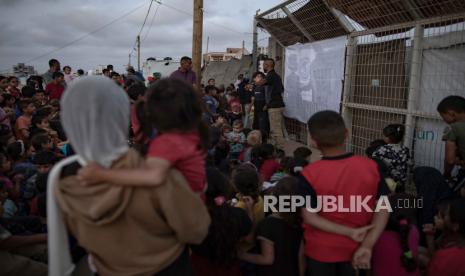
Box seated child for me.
[372,124,410,189]
[227,92,242,124]
[31,133,54,154]
[240,130,262,163]
[293,146,312,174]
[427,198,465,276]
[367,139,398,193]
[239,177,304,276]
[372,193,421,276]
[15,99,36,141]
[29,173,48,217]
[7,76,21,99]
[233,163,265,252]
[191,167,252,276]
[0,181,18,218]
[226,120,246,160]
[252,144,281,182]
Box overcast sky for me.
[0,0,283,74]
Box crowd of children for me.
[0,57,465,276]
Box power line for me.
[28,3,146,64]
[142,2,161,43]
[130,0,155,56]
[1,2,148,73]
[155,0,249,35]
[137,0,155,37]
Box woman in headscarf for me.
[47,76,210,276]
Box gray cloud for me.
[0,0,282,73]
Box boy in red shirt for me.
[45,72,65,100]
[299,110,389,276]
[15,99,36,141]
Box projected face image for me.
[299,57,311,83]
[287,54,298,72]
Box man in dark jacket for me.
[263,58,285,150]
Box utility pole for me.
[128,53,131,67]
[137,35,141,71]
[192,0,203,87]
[252,10,259,72]
[204,36,210,66]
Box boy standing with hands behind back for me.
[299,110,390,276]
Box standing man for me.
[42,59,61,85]
[126,66,145,83]
[170,56,196,86]
[237,74,252,127]
[263,58,285,150]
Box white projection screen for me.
[283,36,347,123]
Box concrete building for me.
[12,63,36,77]
[203,47,250,64]
[257,46,269,55]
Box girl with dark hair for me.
[239,177,304,276]
[78,78,210,197]
[252,143,281,182]
[372,124,411,189]
[372,194,420,276]
[132,100,152,155]
[428,198,465,276]
[191,167,252,276]
[232,163,265,253]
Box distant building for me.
[94,65,107,75]
[12,63,36,77]
[258,46,269,55]
[203,47,250,64]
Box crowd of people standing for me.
[0,56,464,276]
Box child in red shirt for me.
[78,78,208,196]
[299,111,390,275]
[252,143,281,182]
[45,72,65,100]
[372,194,421,276]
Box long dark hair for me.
[272,177,302,227]
[146,78,210,151]
[386,194,418,272]
[446,198,465,238]
[383,124,405,144]
[251,143,275,170]
[232,163,260,201]
[199,167,249,265]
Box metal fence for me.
[257,1,465,171]
[343,14,465,171]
